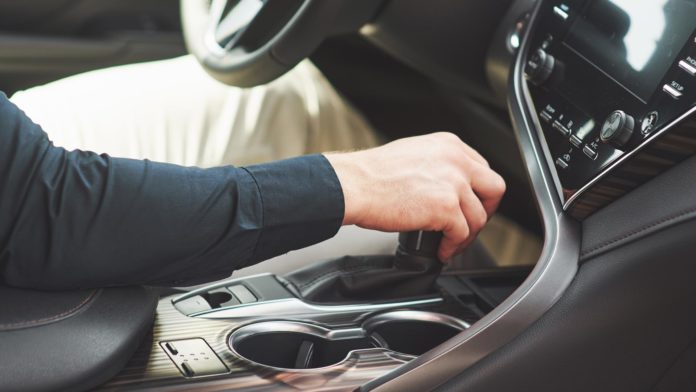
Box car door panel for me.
[0,0,185,94]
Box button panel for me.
[526,1,696,204]
[161,338,229,378]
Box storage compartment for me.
[229,311,468,370]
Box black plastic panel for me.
[525,0,696,199]
[362,0,514,106]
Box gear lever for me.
[397,230,443,260]
[286,231,444,302]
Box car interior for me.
[1,0,695,391]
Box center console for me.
[98,234,529,391]
[524,0,696,218]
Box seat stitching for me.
[581,207,696,259]
[0,289,100,331]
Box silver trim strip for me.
[367,1,581,390]
[362,310,470,332]
[173,273,275,301]
[193,297,444,324]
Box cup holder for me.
[231,321,378,369]
[363,310,467,356]
[229,311,468,370]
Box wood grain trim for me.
[568,114,696,220]
[98,297,409,391]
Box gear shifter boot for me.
[285,232,443,302]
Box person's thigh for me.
[11,55,380,167]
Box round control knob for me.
[600,110,635,149]
[525,48,555,85]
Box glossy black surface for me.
[526,0,696,199]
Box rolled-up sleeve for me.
[0,94,344,289]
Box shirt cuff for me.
[243,154,345,264]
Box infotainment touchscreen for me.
[565,0,695,101]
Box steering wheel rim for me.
[182,0,382,87]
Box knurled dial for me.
[600,110,635,149]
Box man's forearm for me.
[0,95,344,289]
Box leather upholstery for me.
[0,286,157,391]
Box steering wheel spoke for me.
[209,0,265,50]
[182,0,383,87]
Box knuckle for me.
[435,131,460,144]
[478,156,490,167]
[469,211,487,233]
[459,223,471,243]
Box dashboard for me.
[523,0,696,218]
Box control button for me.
[555,157,569,169]
[582,145,598,160]
[553,4,570,21]
[539,110,553,123]
[174,295,212,315]
[600,110,635,149]
[228,285,257,303]
[541,34,554,50]
[641,111,659,136]
[569,135,582,148]
[663,82,684,99]
[525,48,556,85]
[180,362,195,377]
[552,120,571,136]
[679,57,696,76]
[165,342,179,355]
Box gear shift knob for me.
[398,231,443,259]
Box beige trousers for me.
[11,55,379,167]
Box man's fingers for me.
[470,165,506,216]
[438,185,487,261]
[438,211,470,262]
[459,185,488,237]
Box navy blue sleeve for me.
[0,94,344,289]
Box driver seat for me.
[0,285,157,392]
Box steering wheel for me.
[181,0,383,87]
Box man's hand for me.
[324,132,506,262]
